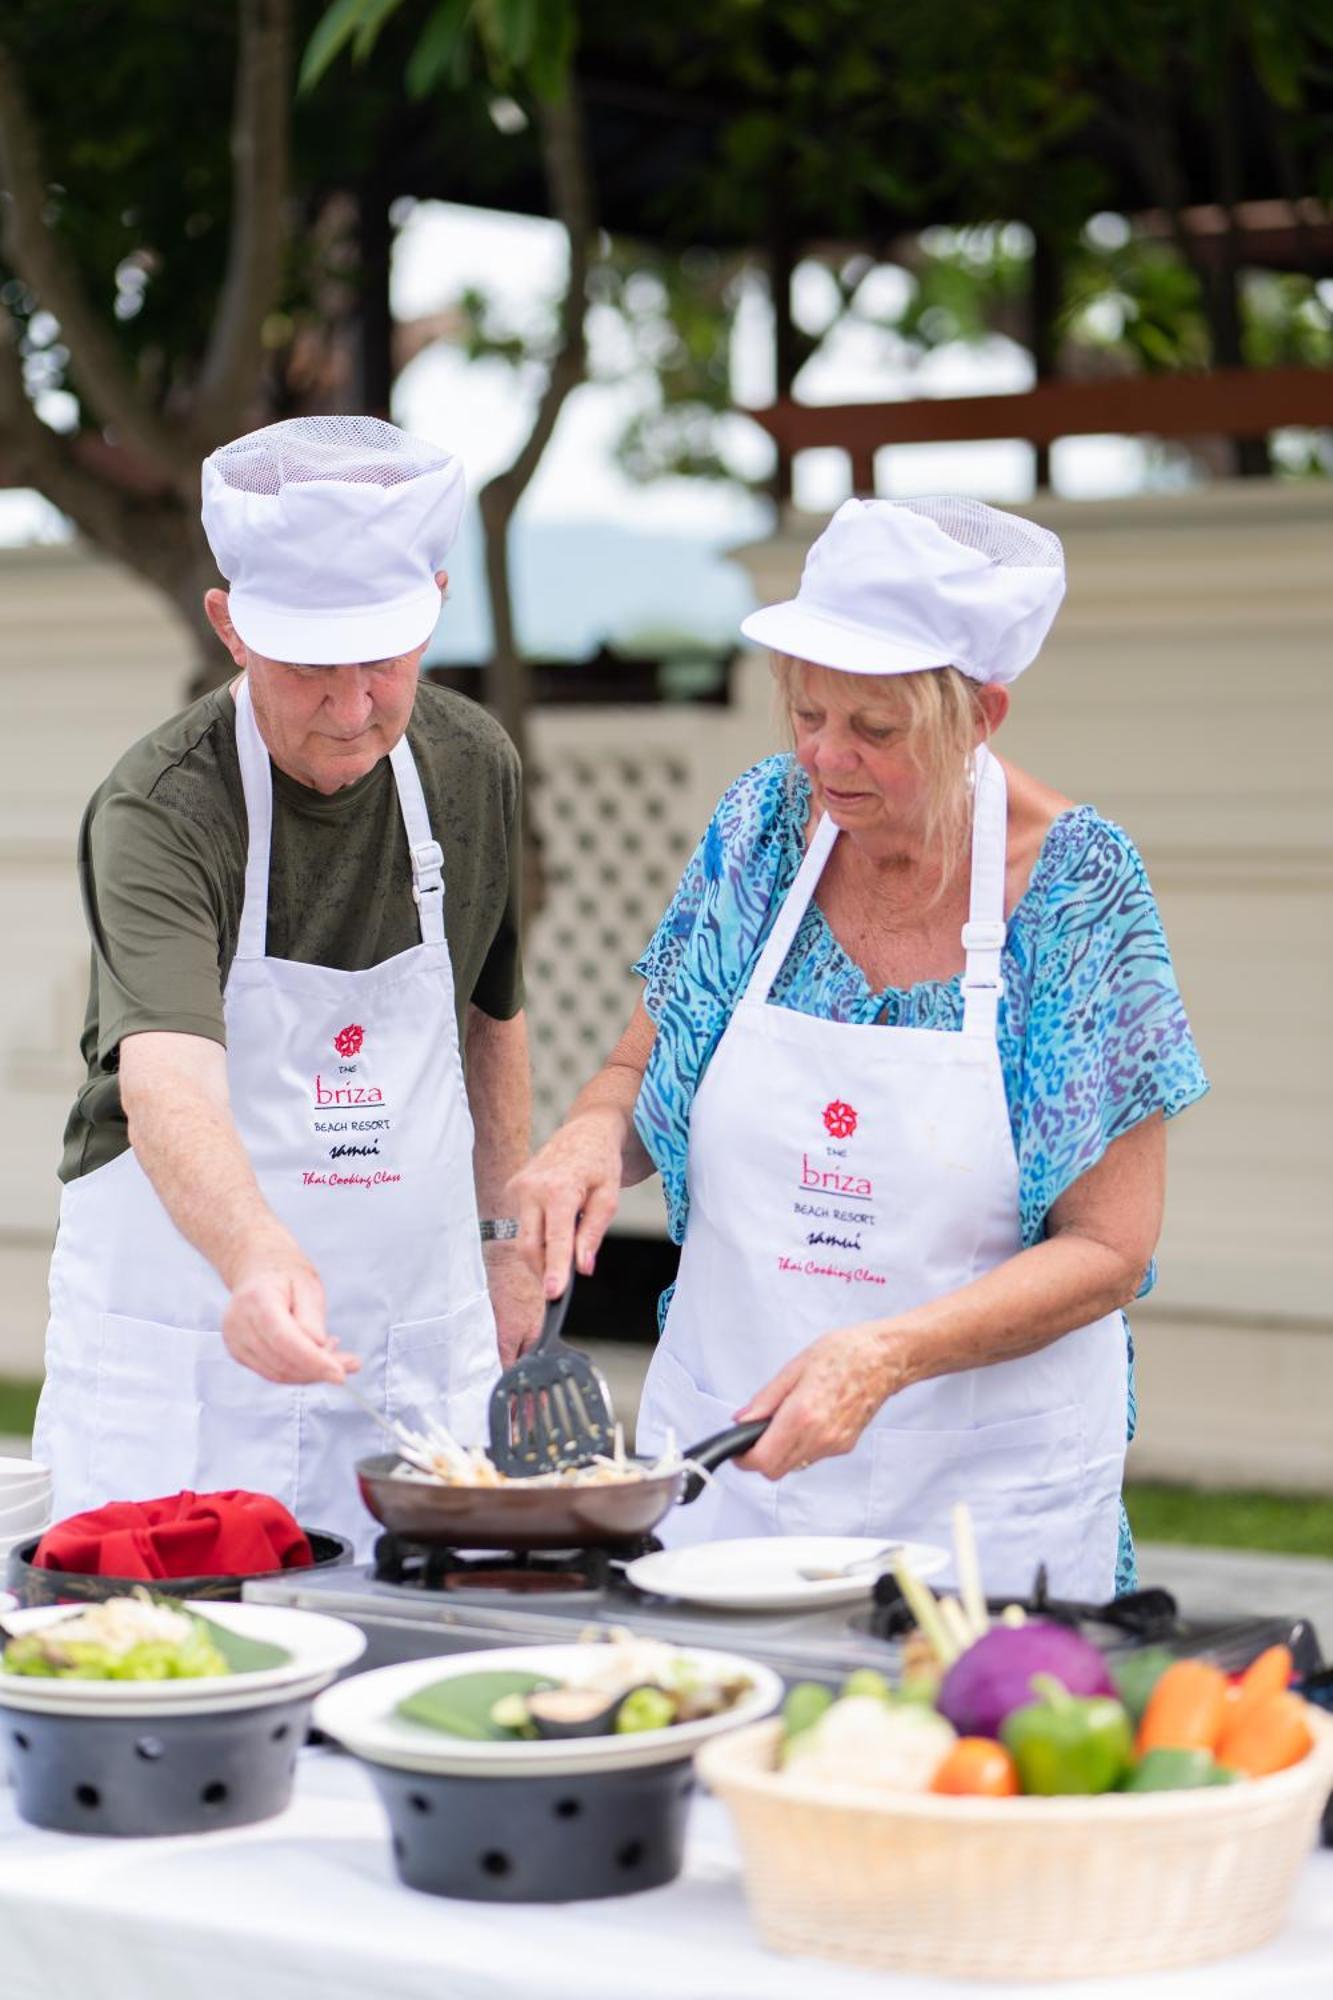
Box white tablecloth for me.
[1,1752,1331,2000]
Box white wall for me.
[2,487,1330,1493]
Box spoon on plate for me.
[795,1542,904,1582]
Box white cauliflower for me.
[783,1695,956,1793]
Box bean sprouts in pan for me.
[387,1419,707,1489]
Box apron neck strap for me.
[232,677,445,958]
[234,677,274,962]
[389,729,446,947]
[960,743,1008,1039]
[740,748,1009,1034]
[744,806,840,1006]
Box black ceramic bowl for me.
[5,1529,353,1608]
[1,1691,314,1837]
[365,1756,696,1902]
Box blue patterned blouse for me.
[632,755,1209,1594]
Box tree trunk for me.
[478,478,529,772]
[1029,233,1060,492]
[769,204,797,506]
[356,176,395,419]
[472,81,594,924]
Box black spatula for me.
[487,1273,616,1476]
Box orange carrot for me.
[1224,1645,1292,1733]
[1217,1690,1313,1778]
[1137,1659,1231,1755]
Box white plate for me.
[0,1663,346,1721]
[314,1642,784,1778]
[624,1536,949,1612]
[0,1600,365,1716]
[0,1498,52,1531]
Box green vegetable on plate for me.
[397,1671,557,1740]
[614,1686,678,1734]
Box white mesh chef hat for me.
[740,495,1065,684]
[201,416,466,665]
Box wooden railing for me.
[746,364,1333,492]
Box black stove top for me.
[853,1565,1325,1674]
[368,1531,661,1596]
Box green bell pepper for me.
[1000,1674,1134,1795]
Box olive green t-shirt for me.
[61,680,523,1182]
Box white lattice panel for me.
[523,671,781,1237]
[522,740,693,1232]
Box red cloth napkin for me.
[33,1491,314,1580]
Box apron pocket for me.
[388,1292,498,1449]
[639,1346,777,1546]
[868,1404,1085,1599]
[775,1454,873,1539]
[89,1313,208,1503]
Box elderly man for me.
[34,416,538,1551]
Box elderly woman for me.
[512,497,1207,1599]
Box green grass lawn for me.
[0,1377,40,1439]
[1,1369,1330,1558]
[1126,1483,1333,1560]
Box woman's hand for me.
[508,1106,628,1298]
[732,1321,904,1479]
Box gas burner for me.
[370,1533,660,1597]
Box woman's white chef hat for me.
[740,495,1065,685]
[201,416,465,665]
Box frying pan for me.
[355,1419,769,1552]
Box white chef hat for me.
[201,415,466,665]
[740,495,1066,685]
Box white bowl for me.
[0,1472,50,1504]
[314,1641,785,1779]
[0,1467,48,1486]
[0,1495,52,1529]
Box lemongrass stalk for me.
[951,1501,988,1639]
[892,1556,957,1665]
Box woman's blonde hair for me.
[771,654,990,889]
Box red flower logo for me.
[334,1023,364,1058]
[823,1099,857,1139]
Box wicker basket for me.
[697,1711,1333,1982]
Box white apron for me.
[35,679,499,1557]
[637,748,1127,1600]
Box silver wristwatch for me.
[479,1217,520,1242]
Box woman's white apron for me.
[637,748,1126,1599]
[34,679,498,1556]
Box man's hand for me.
[120,1032,356,1386]
[483,1240,546,1366]
[732,1322,901,1479]
[222,1252,359,1385]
